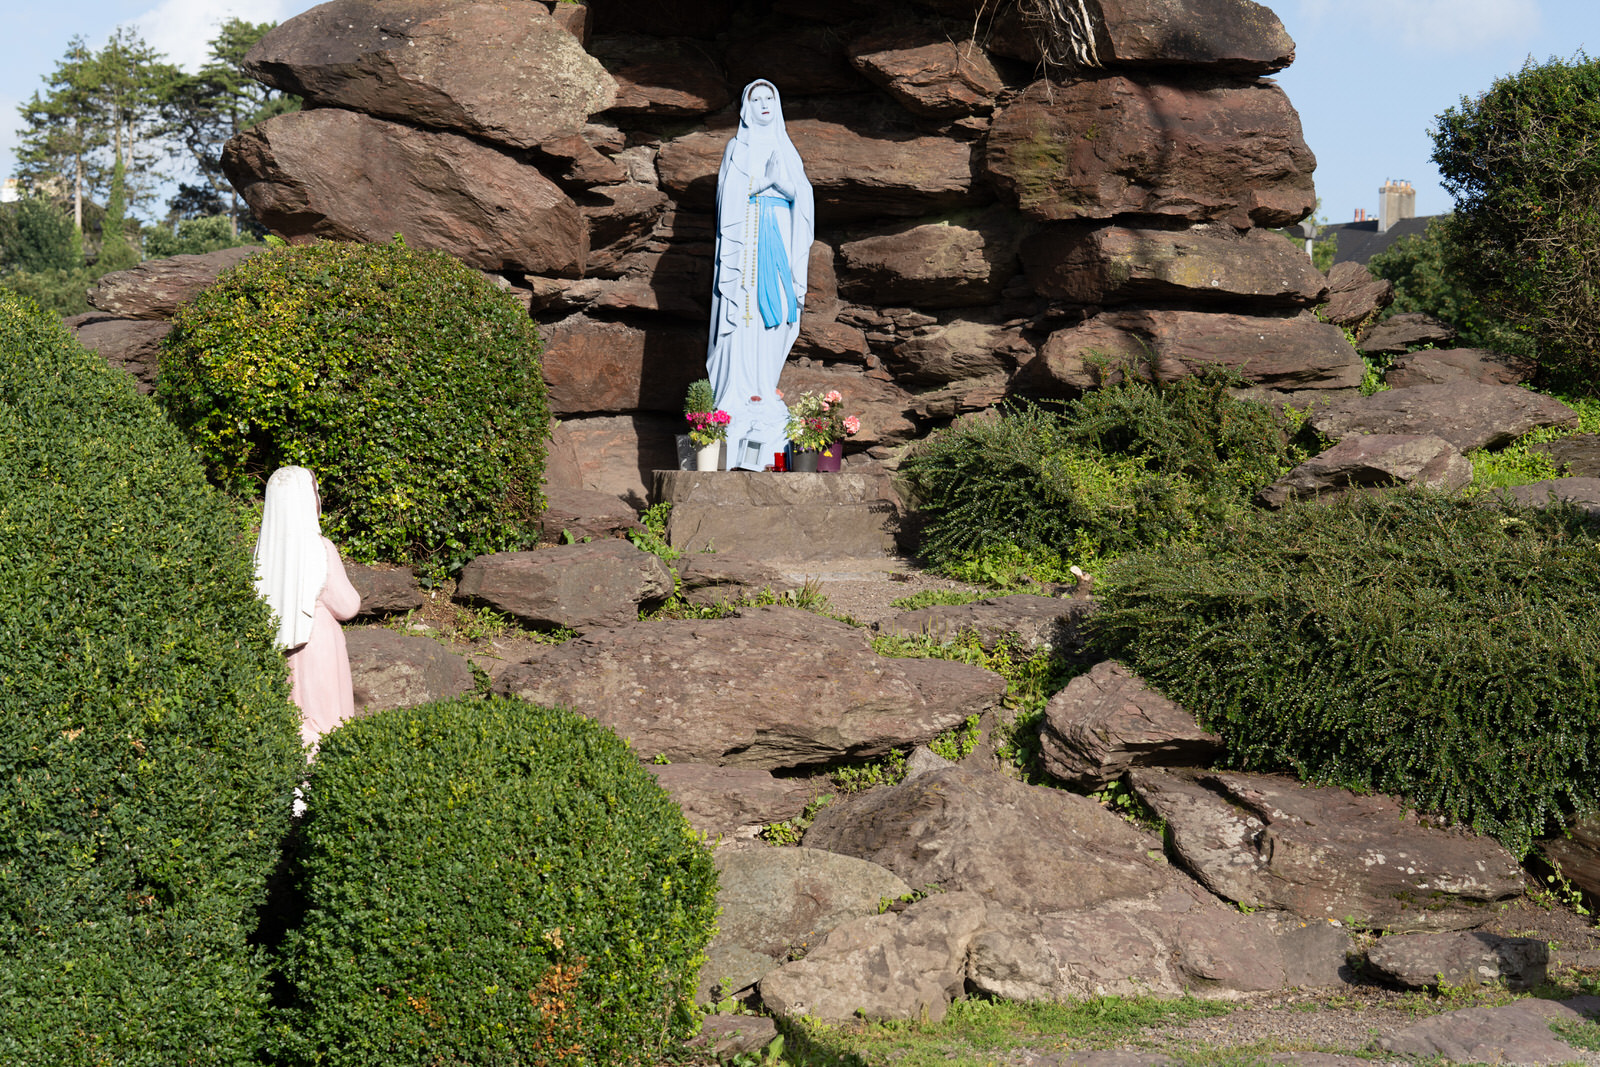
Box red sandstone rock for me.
[244,0,616,150]
[224,109,586,275]
[986,76,1315,228]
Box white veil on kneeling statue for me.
[707,79,815,470]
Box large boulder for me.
[494,607,1005,768]
[223,109,586,275]
[1530,435,1600,477]
[804,763,1179,912]
[655,470,901,560]
[1022,223,1327,307]
[1254,434,1472,508]
[243,0,617,150]
[673,553,800,606]
[1091,0,1297,74]
[645,764,820,839]
[703,845,912,1000]
[1039,661,1223,790]
[837,208,1020,309]
[759,892,989,1024]
[1365,931,1548,991]
[545,413,683,506]
[1384,347,1534,389]
[536,487,645,544]
[344,628,476,714]
[985,77,1315,228]
[970,888,1351,1002]
[1308,382,1578,453]
[1128,769,1526,933]
[589,34,730,116]
[86,247,259,319]
[885,316,1033,387]
[455,539,673,630]
[344,563,423,617]
[1036,309,1363,392]
[848,31,1003,118]
[65,315,170,394]
[540,313,707,415]
[657,110,981,220]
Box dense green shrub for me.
[899,375,1303,575]
[1431,52,1600,386]
[158,236,549,574]
[268,695,718,1067]
[1092,489,1600,857]
[0,292,303,1065]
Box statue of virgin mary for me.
[707,79,815,470]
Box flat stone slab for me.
[653,470,899,560]
[1128,769,1525,933]
[345,628,476,714]
[1377,994,1600,1063]
[645,763,820,839]
[1308,382,1577,452]
[494,606,1003,769]
[1499,476,1600,518]
[1365,930,1548,990]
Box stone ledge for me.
[652,470,900,560]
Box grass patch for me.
[767,995,1234,1066]
[890,588,986,611]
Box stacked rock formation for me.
[222,0,1355,500]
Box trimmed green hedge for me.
[0,292,303,1065]
[269,695,718,1067]
[158,237,550,575]
[1092,489,1600,857]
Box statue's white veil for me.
[253,466,327,650]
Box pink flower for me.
[824,390,843,405]
[713,410,731,425]
[843,415,861,435]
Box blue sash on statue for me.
[752,193,798,329]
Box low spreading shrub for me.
[1092,488,1600,857]
[268,695,718,1067]
[0,292,302,1065]
[158,236,549,575]
[899,374,1304,578]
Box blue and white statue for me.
[708,79,815,470]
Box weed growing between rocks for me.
[889,588,986,611]
[767,995,1233,1066]
[872,629,1084,779]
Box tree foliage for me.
[160,19,297,234]
[1367,219,1530,357]
[1432,52,1600,385]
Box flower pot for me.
[695,440,722,471]
[816,439,844,473]
[790,448,820,473]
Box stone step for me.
[651,469,901,561]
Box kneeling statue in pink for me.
[253,466,361,751]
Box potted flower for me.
[785,390,860,472]
[683,379,729,471]
[787,390,864,473]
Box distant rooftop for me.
[1324,214,1442,265]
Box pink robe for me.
[287,538,361,748]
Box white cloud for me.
[127,0,293,70]
[1291,0,1542,52]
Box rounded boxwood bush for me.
[269,695,718,1067]
[0,292,303,1065]
[1092,488,1600,857]
[158,236,549,575]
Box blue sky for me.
[2,0,1595,226]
